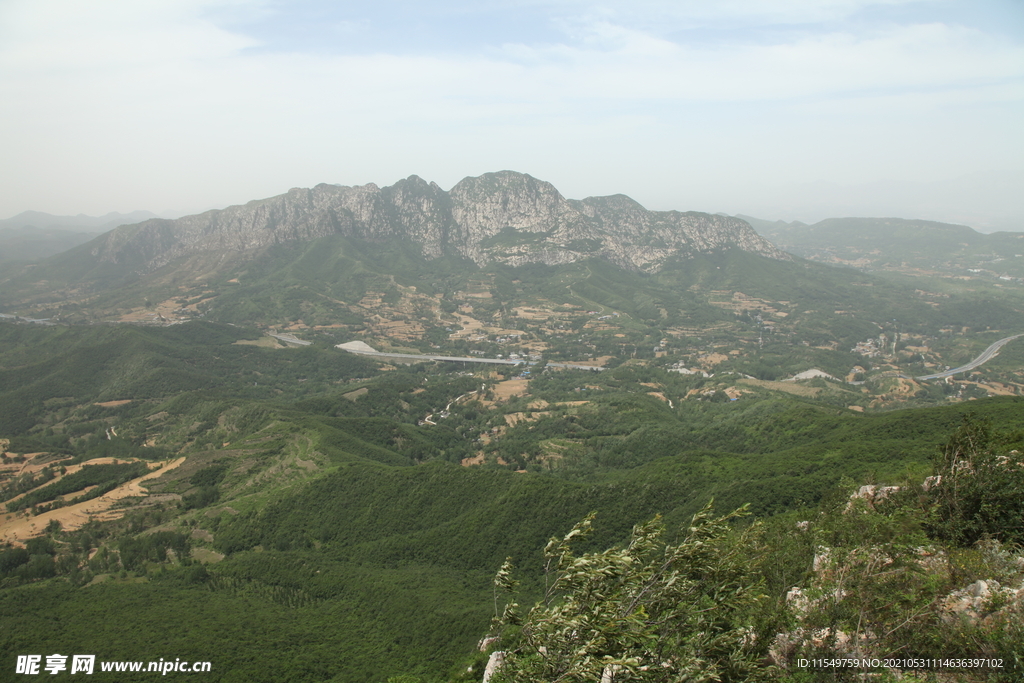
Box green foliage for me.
[182,485,220,510]
[926,415,1024,547]
[2,313,1024,682]
[775,486,1024,681]
[0,547,30,574]
[189,462,229,487]
[490,504,773,682]
[117,531,190,571]
[0,320,376,454]
[6,461,149,512]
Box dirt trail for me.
[0,457,185,545]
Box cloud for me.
[0,0,262,72]
[3,1,1018,111]
[498,20,1024,102]
[0,0,1020,220]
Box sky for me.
[1,0,1022,230]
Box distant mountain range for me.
[741,215,1024,276]
[8,173,1022,335]
[0,210,160,264]
[49,171,787,278]
[0,210,160,233]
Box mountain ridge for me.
[741,213,1024,276]
[0,210,160,232]
[80,171,788,276]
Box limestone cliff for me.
[89,171,788,273]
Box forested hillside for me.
[1,321,1022,681]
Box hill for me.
[0,172,784,304]
[1,180,1023,680]
[1,321,1022,681]
[743,214,1024,279]
[0,226,100,265]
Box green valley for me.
[1,174,1023,681]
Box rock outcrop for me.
[87,171,788,274]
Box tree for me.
[488,504,774,682]
[927,415,1024,547]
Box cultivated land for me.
[1,185,1023,681]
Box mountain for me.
[0,226,100,264]
[0,210,160,232]
[69,172,787,278]
[0,210,161,265]
[1,318,1022,681]
[2,186,1024,680]
[742,215,1024,276]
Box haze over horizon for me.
[2,0,1022,231]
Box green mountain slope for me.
[2,322,1023,681]
[744,214,1024,277]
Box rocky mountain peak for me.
[84,171,789,275]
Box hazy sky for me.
[2,0,1022,230]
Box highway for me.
[268,332,312,346]
[916,333,1024,381]
[336,343,605,371]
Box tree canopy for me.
[489,504,773,682]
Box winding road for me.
[916,333,1024,381]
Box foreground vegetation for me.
[0,320,1021,681]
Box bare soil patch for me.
[192,548,225,564]
[512,306,576,321]
[0,457,185,545]
[94,400,132,408]
[707,291,786,315]
[505,411,550,427]
[699,353,729,367]
[0,454,72,480]
[233,336,284,348]
[962,380,1017,397]
[565,356,613,368]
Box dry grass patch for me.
[94,399,132,408]
[192,548,225,563]
[962,380,1017,397]
[493,378,529,401]
[706,291,788,315]
[736,378,822,398]
[699,353,729,367]
[343,388,369,401]
[564,356,613,368]
[233,336,284,348]
[504,411,551,427]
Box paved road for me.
[916,333,1024,380]
[338,347,605,371]
[268,332,312,346]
